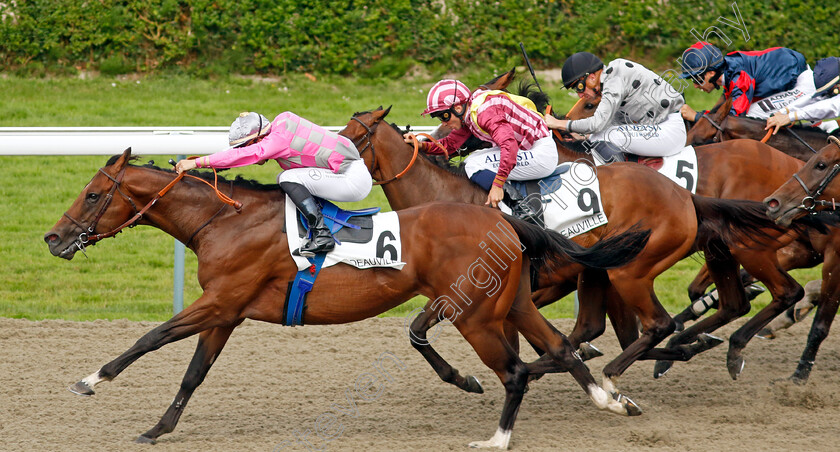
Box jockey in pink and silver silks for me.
[176,112,372,257]
[404,79,558,222]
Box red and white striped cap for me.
[422,79,471,115]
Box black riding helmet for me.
[562,52,605,89]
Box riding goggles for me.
[572,75,588,94]
[430,109,453,122]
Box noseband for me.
[62,166,139,256]
[791,136,840,212]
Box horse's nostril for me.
[767,199,779,209]
[44,233,59,244]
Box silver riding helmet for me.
[229,112,271,147]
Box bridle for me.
[62,162,241,256]
[790,136,840,212]
[350,115,422,186]
[700,113,725,142]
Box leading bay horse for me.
[342,108,805,396]
[43,148,649,449]
[765,137,840,383]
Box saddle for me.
[293,199,380,244]
[625,155,664,171]
[508,164,571,199]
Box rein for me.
[64,163,242,255]
[791,136,840,212]
[351,116,422,185]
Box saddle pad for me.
[656,145,698,194]
[285,196,406,271]
[505,162,609,238]
[595,145,698,194]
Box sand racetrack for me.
[1,316,839,451]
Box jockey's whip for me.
[519,42,543,94]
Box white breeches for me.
[747,69,815,119]
[277,159,372,202]
[590,112,687,157]
[463,136,559,180]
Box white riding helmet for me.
[229,112,271,148]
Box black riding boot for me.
[280,182,335,257]
[591,141,626,163]
[502,183,541,224]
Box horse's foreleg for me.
[757,279,821,339]
[726,252,803,380]
[652,253,746,378]
[789,254,840,384]
[566,269,609,349]
[69,298,233,396]
[408,301,484,394]
[136,323,240,444]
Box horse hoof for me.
[465,376,484,394]
[68,381,95,396]
[697,333,724,347]
[673,320,685,333]
[135,435,157,445]
[613,392,643,416]
[578,342,604,361]
[727,355,745,380]
[755,328,775,340]
[653,360,673,379]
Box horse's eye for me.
[86,193,100,203]
[816,162,827,170]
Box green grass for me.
[0,73,822,321]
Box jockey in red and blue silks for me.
[679,41,812,122]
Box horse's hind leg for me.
[507,288,641,417]
[69,295,234,395]
[408,301,484,393]
[134,324,239,444]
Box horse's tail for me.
[503,214,651,270]
[690,195,838,258]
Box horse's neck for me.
[556,141,593,164]
[728,117,825,159]
[374,134,486,209]
[382,157,486,210]
[124,167,251,246]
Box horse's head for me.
[565,96,600,120]
[478,67,516,91]
[686,96,732,145]
[765,137,840,227]
[44,147,139,259]
[342,106,408,181]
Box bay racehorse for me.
[682,96,833,161]
[548,136,840,378]
[342,108,808,394]
[765,136,840,383]
[567,94,834,162]
[43,148,650,449]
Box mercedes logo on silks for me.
[308,169,322,180]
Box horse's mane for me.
[105,154,279,192]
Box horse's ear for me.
[373,106,391,121]
[112,147,132,169]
